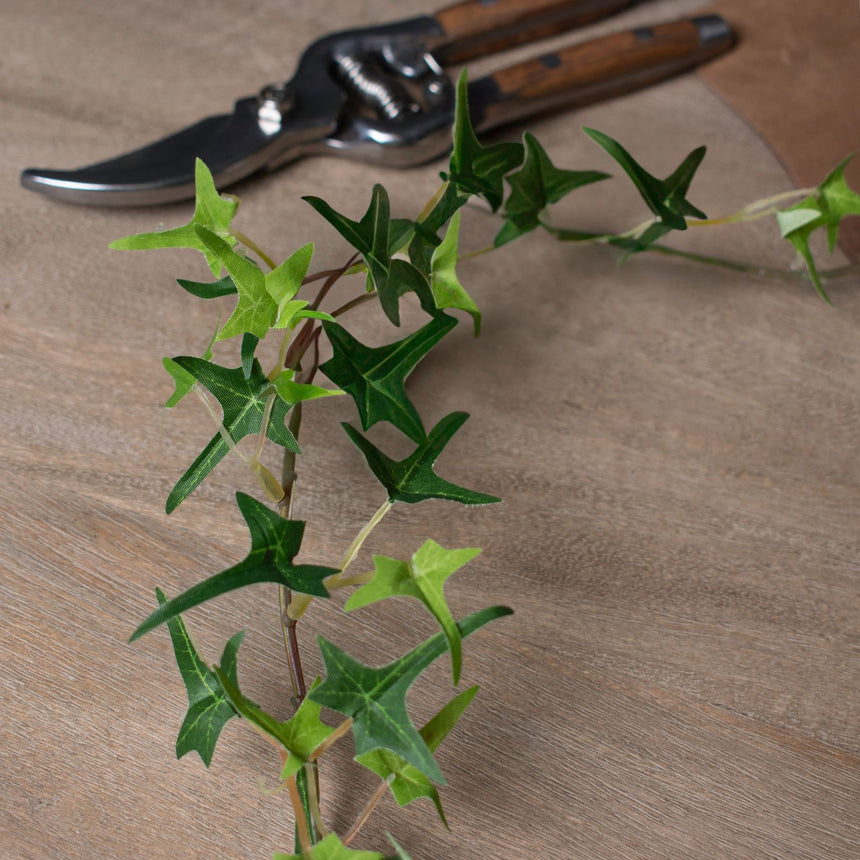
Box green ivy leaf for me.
[176,274,237,299]
[273,833,386,860]
[776,155,860,301]
[132,493,337,640]
[342,412,501,506]
[156,588,242,767]
[303,185,433,325]
[429,212,482,335]
[495,132,610,246]
[444,71,525,211]
[213,673,335,780]
[346,540,481,683]
[308,606,512,784]
[355,686,479,826]
[583,128,707,251]
[165,357,299,512]
[272,369,344,408]
[109,159,239,275]
[321,314,457,443]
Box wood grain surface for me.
[2,1,858,858]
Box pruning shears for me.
[20,0,734,207]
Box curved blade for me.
[20,96,335,206]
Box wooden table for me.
[3,1,858,857]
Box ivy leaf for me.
[429,212,482,335]
[303,185,432,325]
[355,686,479,826]
[156,588,242,767]
[346,540,481,683]
[321,314,457,443]
[109,159,239,275]
[132,493,337,640]
[176,274,237,299]
[776,154,860,301]
[273,833,386,860]
[495,132,610,246]
[165,357,299,512]
[443,71,525,212]
[212,673,335,780]
[309,605,512,784]
[273,369,344,408]
[342,412,501,506]
[583,128,707,251]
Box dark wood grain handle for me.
[468,16,734,131]
[432,0,642,64]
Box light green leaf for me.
[156,587,242,767]
[273,832,386,860]
[776,155,860,300]
[163,357,197,409]
[346,540,481,683]
[273,369,344,408]
[194,227,277,340]
[430,212,481,335]
[321,314,457,443]
[164,357,299,512]
[355,686,479,826]
[342,412,501,506]
[309,605,512,784]
[213,673,335,780]
[266,243,317,329]
[132,493,337,640]
[110,159,239,275]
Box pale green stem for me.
[232,229,277,271]
[309,718,354,763]
[288,499,393,621]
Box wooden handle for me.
[469,16,735,130]
[432,0,642,64]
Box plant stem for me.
[644,244,860,282]
[232,229,277,271]
[288,499,393,623]
[343,781,389,846]
[286,773,313,854]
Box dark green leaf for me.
[444,71,525,211]
[342,412,501,505]
[355,686,479,825]
[776,154,860,301]
[321,314,457,443]
[165,357,299,512]
[583,128,707,250]
[156,587,242,767]
[176,274,237,299]
[132,494,337,640]
[110,159,239,275]
[303,186,432,325]
[495,132,609,246]
[241,333,259,380]
[346,540,482,683]
[309,606,512,783]
[213,674,335,780]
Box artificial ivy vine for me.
[114,72,858,858]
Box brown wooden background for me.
[2,1,858,857]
